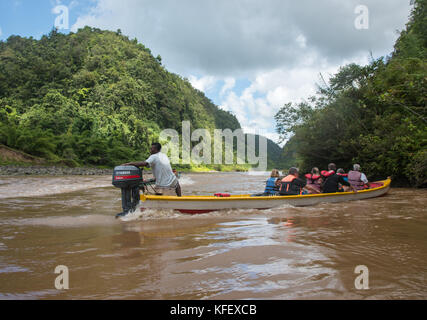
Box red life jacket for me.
[337,173,348,177]
[305,173,322,191]
[348,171,365,190]
[321,170,335,178]
[305,174,321,184]
[305,174,322,192]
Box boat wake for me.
[118,206,182,222]
[117,202,298,223]
[178,175,195,186]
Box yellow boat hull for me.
[140,179,391,214]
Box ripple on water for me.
[0,263,30,274]
[10,214,116,228]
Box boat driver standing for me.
[123,142,182,197]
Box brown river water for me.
[0,172,426,300]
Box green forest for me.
[275,0,426,187]
[0,26,284,170]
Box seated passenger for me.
[337,168,350,192]
[279,167,319,195]
[322,163,357,194]
[348,164,370,190]
[321,169,335,178]
[264,169,280,195]
[305,167,323,193]
[337,168,348,181]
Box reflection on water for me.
[0,173,426,299]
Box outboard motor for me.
[112,165,143,218]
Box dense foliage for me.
[0,27,243,168]
[275,0,426,187]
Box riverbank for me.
[0,145,253,175]
[0,165,113,176]
[0,165,249,176]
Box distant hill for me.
[0,27,284,170]
[244,134,286,171]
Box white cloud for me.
[220,77,236,96]
[71,0,411,77]
[218,61,347,144]
[188,75,217,93]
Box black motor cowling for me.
[112,166,143,218]
[112,165,143,188]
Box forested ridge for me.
[275,0,426,187]
[0,26,261,169]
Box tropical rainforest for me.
[275,0,426,187]
[0,26,284,170]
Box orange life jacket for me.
[279,175,302,195]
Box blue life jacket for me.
[264,177,278,194]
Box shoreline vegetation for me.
[0,143,251,175]
[275,1,426,188]
[0,165,251,176]
[0,163,251,178]
[0,27,285,172]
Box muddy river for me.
[0,172,425,299]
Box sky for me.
[0,0,414,144]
